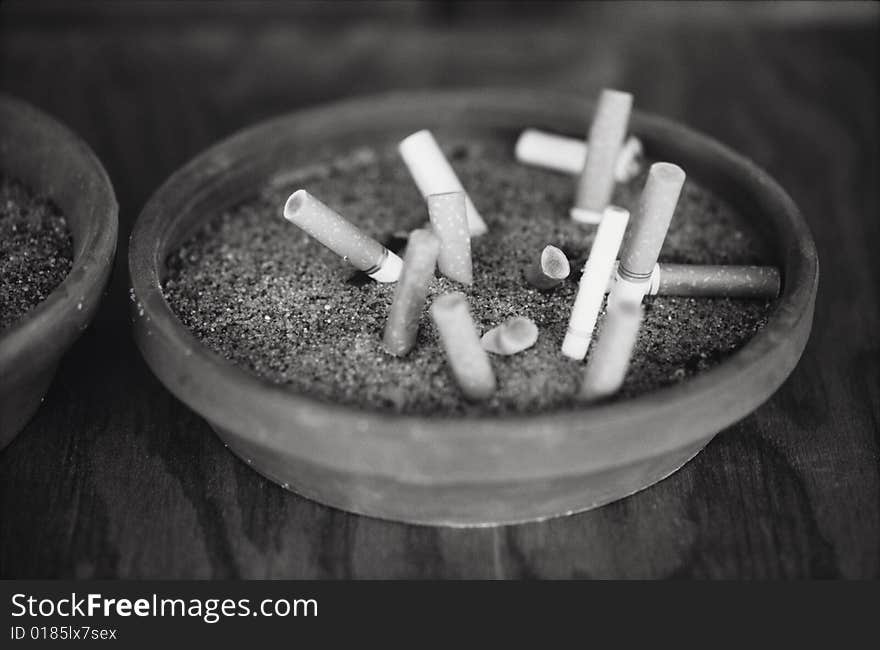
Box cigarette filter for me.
[572,89,633,224]
[383,229,441,356]
[427,191,473,285]
[481,316,539,356]
[580,300,644,401]
[524,244,571,291]
[561,206,630,360]
[399,129,488,236]
[283,190,403,283]
[430,292,496,401]
[515,129,643,182]
[609,162,685,306]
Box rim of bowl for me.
[0,95,118,370]
[129,88,818,478]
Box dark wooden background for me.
[1,1,877,579]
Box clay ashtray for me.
[129,90,817,526]
[0,95,118,449]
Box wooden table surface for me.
[1,2,878,579]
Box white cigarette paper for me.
[399,129,488,236]
[572,89,634,224]
[609,162,685,307]
[383,229,440,356]
[283,190,403,282]
[430,292,496,401]
[515,129,643,182]
[427,191,473,285]
[481,316,539,356]
[561,206,630,360]
[580,301,643,401]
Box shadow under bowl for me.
[129,90,818,526]
[0,95,118,449]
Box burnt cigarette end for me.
[524,245,570,291]
[481,316,539,356]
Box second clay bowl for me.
[0,95,118,449]
[129,90,817,526]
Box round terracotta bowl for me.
[129,90,818,526]
[0,95,118,449]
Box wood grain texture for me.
[0,2,877,578]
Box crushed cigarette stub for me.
[608,162,686,307]
[430,292,496,401]
[580,300,644,401]
[481,316,539,356]
[524,244,570,291]
[427,190,473,285]
[515,129,643,182]
[572,89,634,224]
[283,189,403,282]
[606,262,781,299]
[399,129,488,236]
[561,206,630,360]
[383,229,441,356]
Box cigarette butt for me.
[399,129,488,236]
[481,316,539,356]
[427,191,473,285]
[524,245,570,291]
[515,129,643,182]
[561,206,630,360]
[430,292,496,401]
[383,229,441,356]
[610,162,685,306]
[517,129,586,177]
[572,89,634,223]
[620,162,686,278]
[283,190,403,283]
[605,263,781,299]
[580,300,643,401]
[616,137,644,182]
[654,264,781,299]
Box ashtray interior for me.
[129,90,817,526]
[160,131,781,418]
[0,95,118,448]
